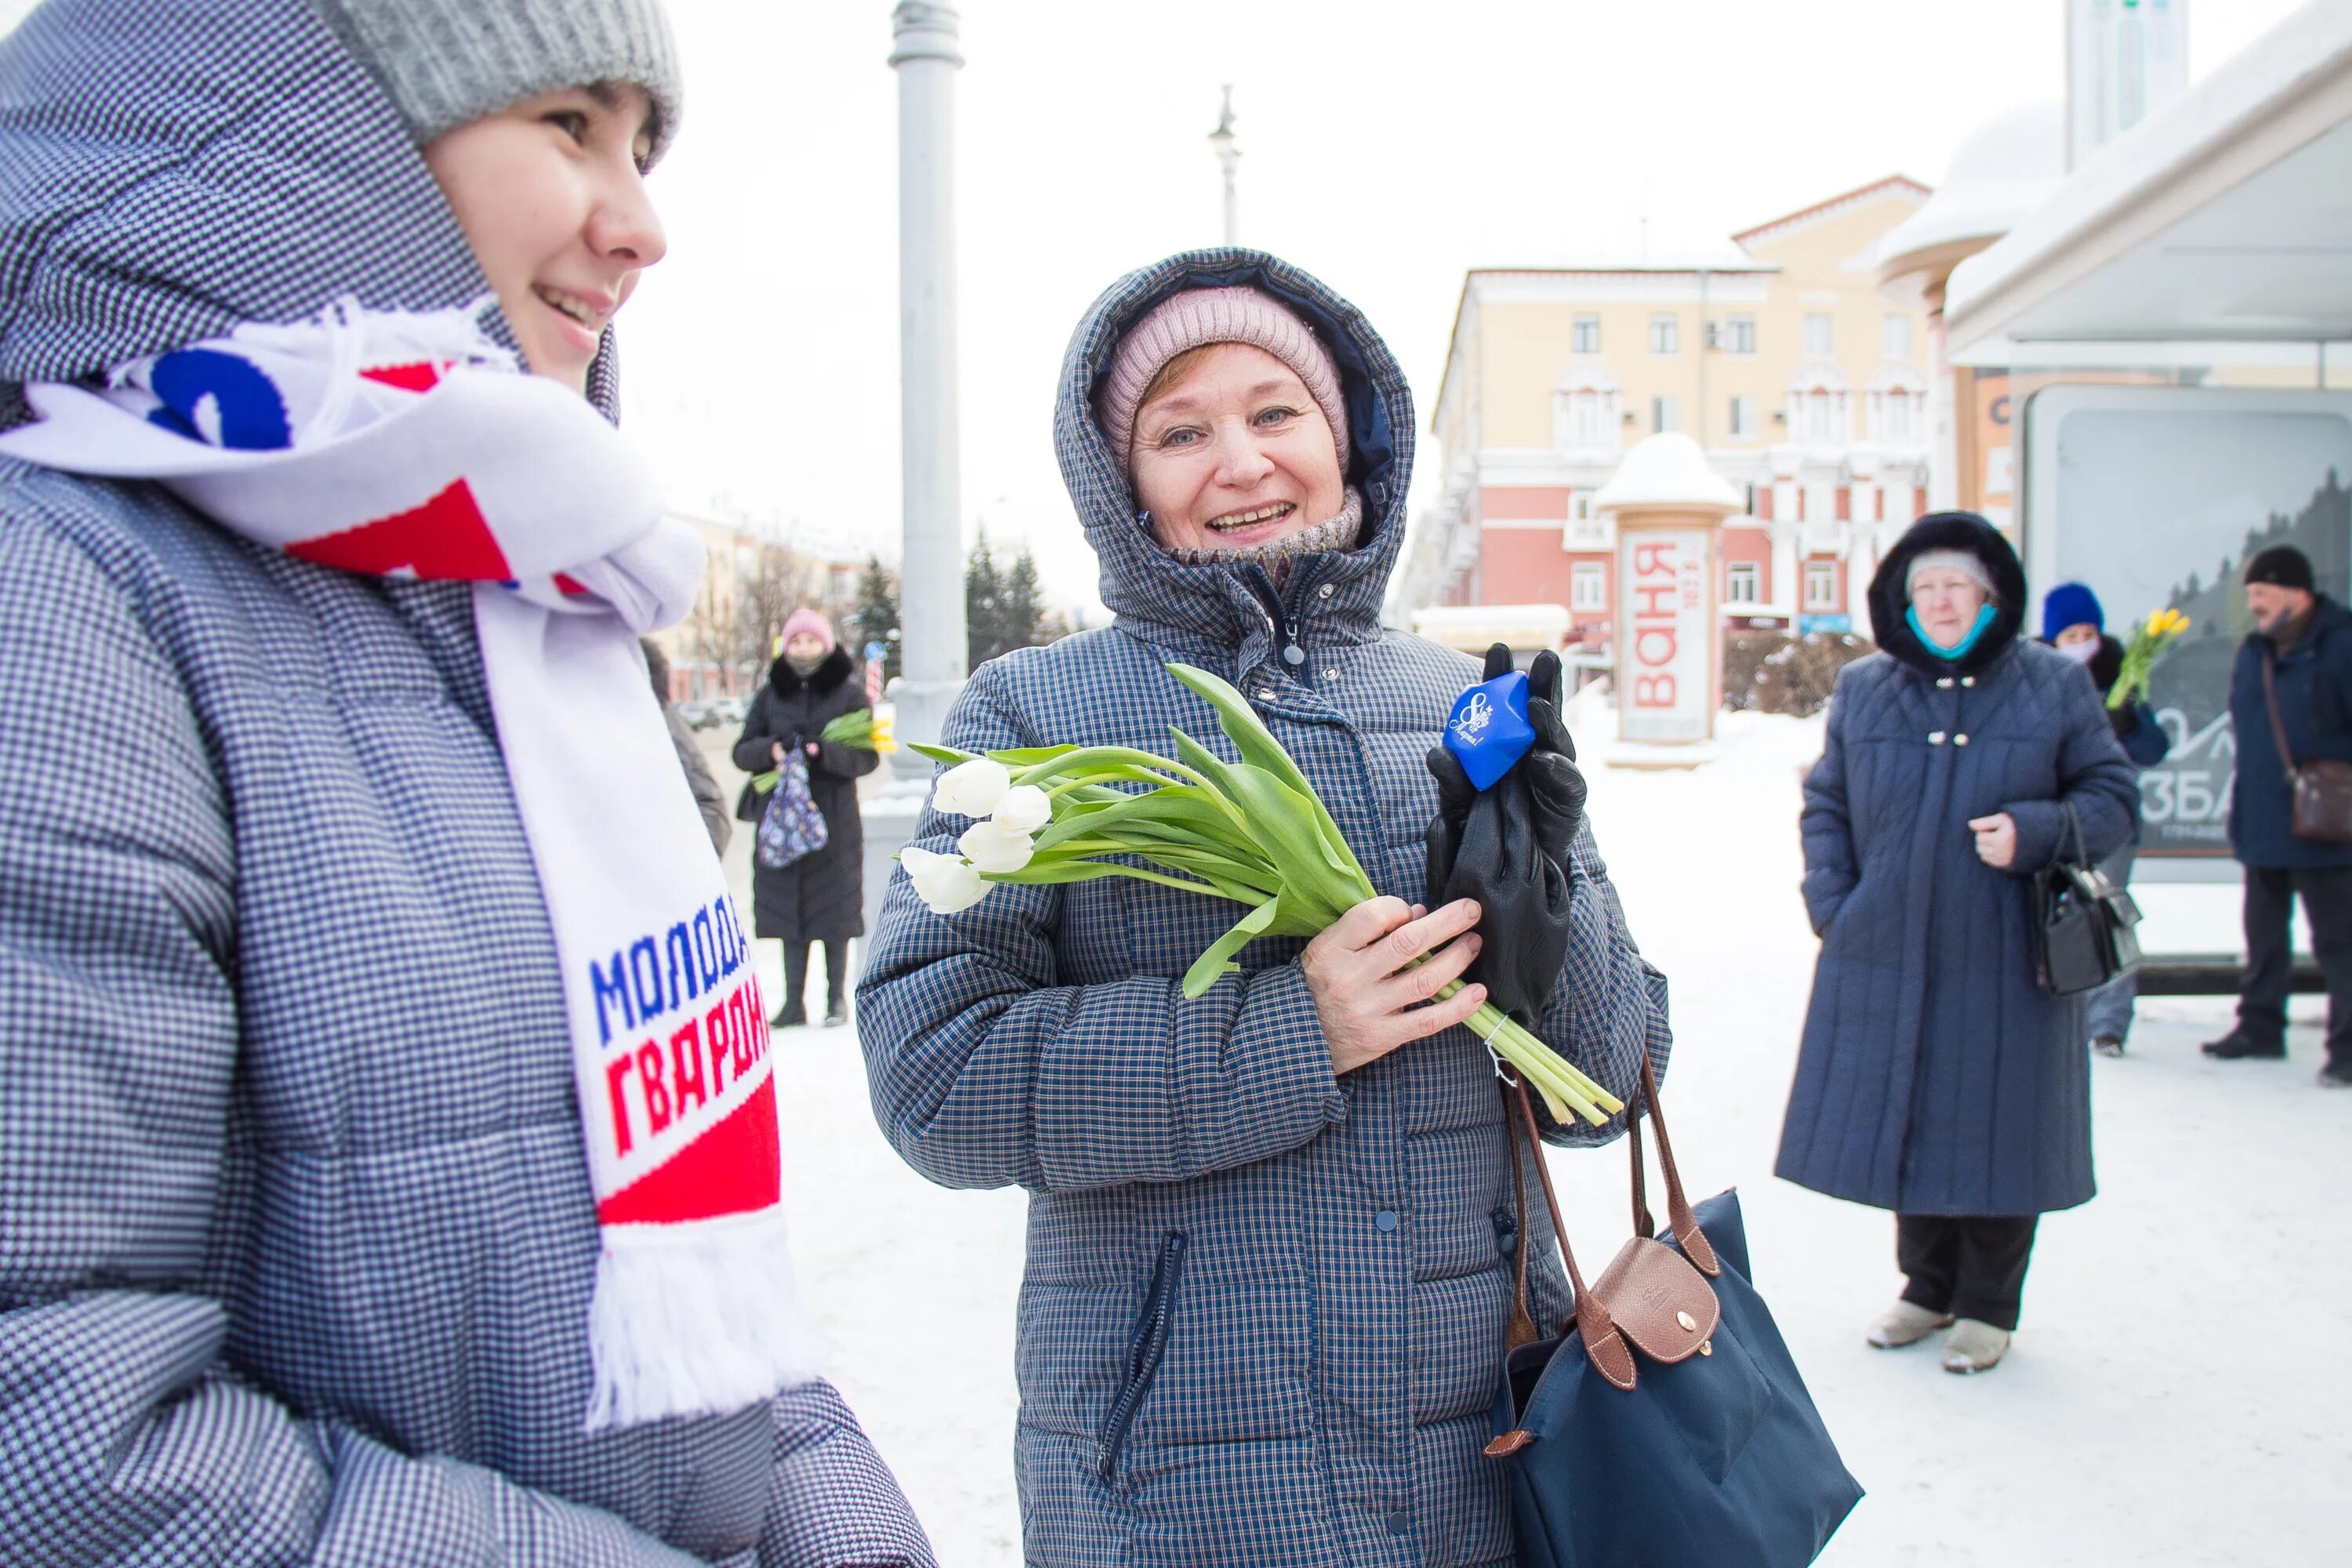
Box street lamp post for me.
[1207,85,1239,245]
[862,2,968,955]
[886,0,967,783]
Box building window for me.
[1883,313,1914,362]
[1560,390,1613,448]
[1572,314,1602,354]
[1803,559,1838,610]
[1721,314,1756,355]
[1649,314,1679,355]
[1652,394,1680,434]
[1571,492,1593,521]
[1803,313,1834,358]
[1728,395,1755,437]
[1570,561,1607,612]
[1727,561,1760,604]
[1882,391,1916,440]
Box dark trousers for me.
[2238,865,2352,1067]
[778,938,847,1020]
[1896,1214,2039,1332]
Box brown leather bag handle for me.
[1500,1076,1625,1384]
[1625,1057,1720,1279]
[2263,650,2302,780]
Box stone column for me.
[863,2,968,957]
[1595,434,1742,760]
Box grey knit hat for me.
[309,0,683,164]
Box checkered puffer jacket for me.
[858,250,1672,1568]
[0,2,930,1563]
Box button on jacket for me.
[858,251,1672,1568]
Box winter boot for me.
[1940,1319,2011,1374]
[2201,1029,2285,1059]
[1866,1301,1953,1348]
[822,1000,850,1029]
[2318,1059,2352,1088]
[771,1001,808,1029]
[2092,1035,2125,1058]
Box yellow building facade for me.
[1401,178,1936,650]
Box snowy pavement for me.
[708,708,2350,1567]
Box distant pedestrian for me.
[643,637,731,854]
[1779,515,2139,1375]
[2201,545,2352,1088]
[2042,583,2169,1056]
[735,608,877,1027]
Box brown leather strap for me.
[1504,1079,1633,1386]
[1629,1058,1720,1277]
[2264,650,2301,779]
[1503,1091,1541,1352]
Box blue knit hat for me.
[2041,582,2103,641]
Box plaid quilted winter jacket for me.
[0,2,931,1563]
[856,251,1673,1568]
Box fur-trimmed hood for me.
[1867,511,2029,679]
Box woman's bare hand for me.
[1302,896,1488,1076]
[1968,812,2018,869]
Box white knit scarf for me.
[0,299,822,1431]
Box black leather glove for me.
[1424,645,1585,1025]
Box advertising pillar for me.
[1593,434,1744,752]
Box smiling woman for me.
[423,81,667,394]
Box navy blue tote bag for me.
[1487,1065,1861,1567]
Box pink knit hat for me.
[776,608,837,655]
[1095,286,1351,475]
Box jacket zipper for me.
[1097,1231,1189,1480]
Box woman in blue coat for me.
[1777,514,2137,1376]
[858,253,1670,1567]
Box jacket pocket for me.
[1096,1230,1188,1482]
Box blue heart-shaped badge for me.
[1444,670,1534,791]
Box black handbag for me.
[2034,800,2142,996]
[1487,1065,1863,1566]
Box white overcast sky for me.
[0,0,2312,615]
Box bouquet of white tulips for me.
[898,662,1625,1126]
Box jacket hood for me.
[768,644,855,697]
[1052,249,1413,655]
[1868,511,2029,678]
[0,0,622,431]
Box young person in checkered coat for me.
[858,257,1674,1567]
[0,1,931,1563]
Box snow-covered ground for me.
[710,705,2351,1567]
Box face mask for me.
[2059,638,2100,665]
[786,652,826,678]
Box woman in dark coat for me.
[2042,583,2170,1056]
[734,609,878,1026]
[1777,514,2138,1376]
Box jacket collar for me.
[1051,249,1413,663]
[768,644,855,697]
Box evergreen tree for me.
[965,527,1004,669]
[851,554,901,681]
[1000,547,1045,652]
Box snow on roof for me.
[1873,103,2065,274]
[1591,433,1743,515]
[1944,3,2352,352]
[1730,175,1933,249]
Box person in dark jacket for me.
[735,608,878,1027]
[2202,545,2352,1087]
[2042,583,2169,1055]
[0,0,935,1562]
[643,637,731,854]
[1779,515,2139,1376]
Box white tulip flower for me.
[900,845,991,914]
[991,784,1052,835]
[957,818,1036,874]
[932,757,1011,818]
